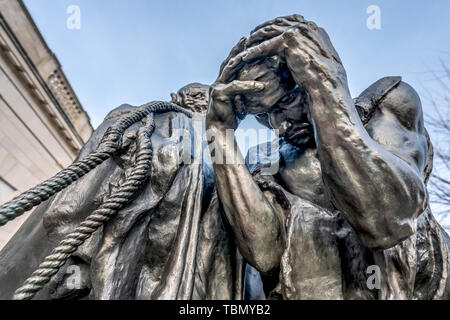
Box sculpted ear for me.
[171,93,179,105]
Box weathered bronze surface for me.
[1,14,449,300]
[206,14,450,300]
[0,85,243,300]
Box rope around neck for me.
[13,113,157,300]
[0,102,191,227]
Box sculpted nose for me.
[278,120,292,136]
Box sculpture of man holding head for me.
[206,14,450,300]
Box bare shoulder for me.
[377,81,424,131]
[363,79,428,176]
[355,77,424,131]
[104,103,136,121]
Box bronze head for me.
[171,82,210,114]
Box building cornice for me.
[0,10,86,151]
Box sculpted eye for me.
[266,56,280,68]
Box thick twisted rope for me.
[13,114,157,300]
[0,101,191,227]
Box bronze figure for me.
[206,15,450,299]
[0,84,243,300]
[1,14,449,300]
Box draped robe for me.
[0,104,243,300]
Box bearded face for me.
[266,87,314,148]
[171,83,210,114]
[236,57,314,148]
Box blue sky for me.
[22,0,450,228]
[23,0,450,126]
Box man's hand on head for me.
[243,15,347,91]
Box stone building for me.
[0,0,93,249]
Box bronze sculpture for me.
[206,15,450,299]
[0,14,449,300]
[0,85,243,300]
